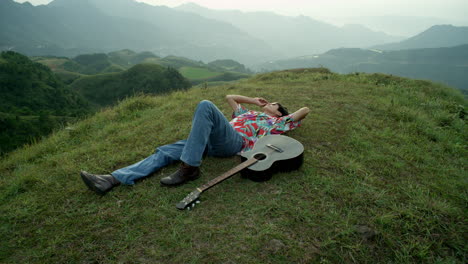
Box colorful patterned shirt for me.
[229,104,301,152]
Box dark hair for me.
[277,103,289,116]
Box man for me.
[81,95,310,195]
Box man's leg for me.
[112,140,186,185]
[161,100,243,186]
[181,100,243,165]
[82,140,186,194]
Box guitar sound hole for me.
[254,153,267,160]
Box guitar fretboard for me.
[199,157,258,192]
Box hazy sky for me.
[15,0,468,22]
[139,0,468,21]
[14,0,468,36]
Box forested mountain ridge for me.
[0,51,193,154]
[0,51,89,154]
[175,2,403,58]
[0,52,88,116]
[0,0,273,65]
[70,63,191,107]
[33,50,252,86]
[0,0,173,56]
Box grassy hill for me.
[142,56,251,84]
[0,69,466,263]
[179,66,222,79]
[33,53,131,77]
[34,51,252,86]
[70,63,191,107]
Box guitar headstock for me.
[176,189,201,210]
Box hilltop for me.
[0,69,466,263]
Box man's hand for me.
[291,107,310,121]
[226,95,269,112]
[254,97,269,107]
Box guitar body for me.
[240,135,304,182]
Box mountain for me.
[207,59,250,73]
[0,49,193,153]
[107,49,160,68]
[257,44,468,93]
[34,50,159,76]
[372,25,468,50]
[1,69,466,263]
[33,49,252,85]
[0,51,89,154]
[0,0,274,65]
[325,15,462,37]
[0,0,174,56]
[0,51,88,115]
[87,0,273,64]
[175,2,403,58]
[70,63,191,107]
[31,51,155,85]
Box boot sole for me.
[80,172,106,195]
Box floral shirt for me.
[229,104,301,152]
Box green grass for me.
[179,66,222,80]
[141,57,161,64]
[34,58,69,70]
[0,70,466,263]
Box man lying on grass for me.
[80,95,310,195]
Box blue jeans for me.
[111,100,244,185]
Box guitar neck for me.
[199,157,258,192]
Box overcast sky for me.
[15,0,468,21]
[141,0,468,21]
[15,0,468,35]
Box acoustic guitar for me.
[176,135,304,210]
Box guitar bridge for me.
[266,144,283,153]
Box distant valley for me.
[258,43,468,93]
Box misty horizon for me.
[13,0,468,37]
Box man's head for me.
[263,102,289,117]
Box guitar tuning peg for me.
[191,203,195,208]
[196,200,201,204]
[187,207,191,211]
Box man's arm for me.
[290,107,310,122]
[225,95,268,112]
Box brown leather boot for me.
[80,171,120,195]
[160,163,200,186]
